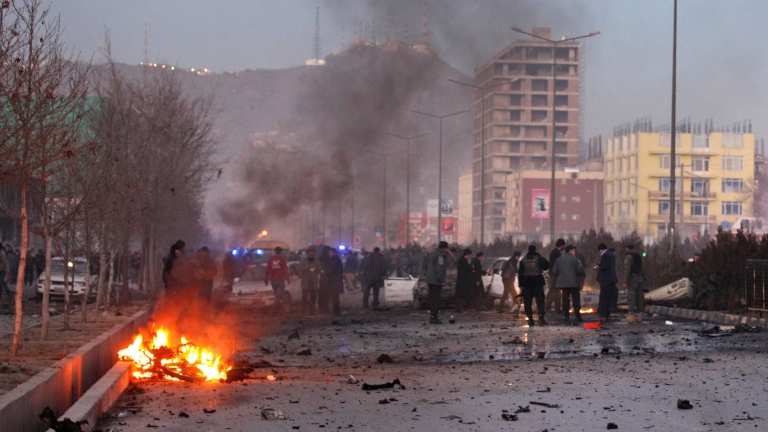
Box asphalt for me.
[92,294,768,432]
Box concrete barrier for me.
[646,305,768,330]
[46,362,134,432]
[0,309,150,432]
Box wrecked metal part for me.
[362,378,405,390]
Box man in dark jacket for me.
[299,248,320,314]
[517,245,550,326]
[470,252,487,310]
[552,245,586,322]
[360,247,387,309]
[545,239,565,313]
[343,250,359,292]
[320,247,344,315]
[425,241,449,324]
[454,248,474,312]
[596,243,619,321]
[621,243,645,323]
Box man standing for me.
[264,247,291,314]
[545,239,565,314]
[498,251,521,314]
[470,252,487,311]
[299,248,320,314]
[517,245,550,326]
[596,243,618,322]
[7,248,19,287]
[454,248,474,313]
[425,241,449,324]
[24,249,34,286]
[343,250,359,292]
[621,243,645,323]
[320,247,344,315]
[360,247,387,309]
[552,245,586,322]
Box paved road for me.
[95,298,768,432]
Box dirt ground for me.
[94,292,768,432]
[0,300,148,396]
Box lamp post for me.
[669,0,678,239]
[511,27,600,245]
[412,108,470,243]
[369,149,408,248]
[382,131,432,245]
[449,78,519,245]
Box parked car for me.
[228,262,301,312]
[36,257,96,300]
[483,257,520,302]
[412,246,458,309]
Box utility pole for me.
[669,0,678,238]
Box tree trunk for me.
[120,242,129,307]
[62,237,71,331]
[11,182,28,357]
[96,229,107,311]
[81,255,89,324]
[40,234,53,340]
[106,249,116,310]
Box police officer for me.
[621,243,645,323]
[425,241,449,324]
[517,245,550,326]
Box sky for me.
[52,0,768,143]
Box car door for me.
[383,270,419,303]
[486,258,508,298]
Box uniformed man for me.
[425,241,449,324]
[621,243,645,323]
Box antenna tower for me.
[143,22,148,65]
[420,0,430,45]
[313,6,321,61]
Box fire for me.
[568,308,596,314]
[118,327,230,382]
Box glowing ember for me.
[118,326,230,382]
[568,308,596,314]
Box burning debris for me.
[118,326,232,382]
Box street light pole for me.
[449,78,519,245]
[383,131,433,245]
[369,148,408,249]
[412,109,469,243]
[669,0,678,239]
[511,27,600,245]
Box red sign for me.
[441,217,455,235]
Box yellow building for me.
[603,130,754,239]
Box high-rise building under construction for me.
[471,28,581,243]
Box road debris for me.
[376,354,394,363]
[601,345,622,354]
[347,375,359,384]
[502,336,525,345]
[288,329,300,340]
[39,407,88,432]
[515,406,531,413]
[607,422,618,429]
[178,412,189,418]
[362,378,405,390]
[261,408,286,420]
[203,408,216,414]
[501,413,518,421]
[676,399,693,409]
[530,401,560,408]
[296,348,312,356]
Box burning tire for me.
[161,362,208,383]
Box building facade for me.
[505,170,603,244]
[457,165,473,245]
[472,28,581,243]
[603,131,754,240]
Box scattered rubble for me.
[261,408,286,420]
[39,407,88,432]
[676,399,693,410]
[361,378,405,390]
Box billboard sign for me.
[531,189,550,218]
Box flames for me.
[118,326,230,382]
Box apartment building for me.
[457,165,473,245]
[603,130,754,239]
[471,28,581,243]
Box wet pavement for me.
[95,298,768,432]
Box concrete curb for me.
[47,362,134,432]
[0,309,150,432]
[646,305,768,330]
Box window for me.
[691,179,709,195]
[572,214,580,220]
[618,181,623,194]
[722,178,743,193]
[722,155,743,171]
[690,202,708,216]
[561,213,566,220]
[692,135,709,149]
[493,221,503,231]
[659,178,681,192]
[722,133,744,148]
[660,155,682,169]
[572,196,581,202]
[561,195,566,202]
[691,156,709,172]
[658,200,681,215]
[722,201,743,216]
[619,158,623,171]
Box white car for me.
[36,257,96,299]
[229,262,302,310]
[483,257,521,300]
[382,271,419,303]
